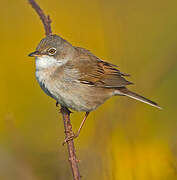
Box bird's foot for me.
[62,132,79,146]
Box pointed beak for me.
[28,51,41,57]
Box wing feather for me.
[74,47,133,88]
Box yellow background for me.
[0,0,177,179]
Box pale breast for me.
[35,56,69,102]
[35,64,114,112]
[35,66,85,110]
[35,69,57,100]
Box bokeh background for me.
[0,0,177,179]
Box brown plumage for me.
[74,47,133,88]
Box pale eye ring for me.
[48,48,57,55]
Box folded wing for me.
[74,47,133,88]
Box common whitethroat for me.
[29,34,161,140]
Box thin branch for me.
[28,1,81,179]
[61,107,81,180]
[28,0,52,36]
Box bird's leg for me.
[63,112,90,144]
[74,112,90,138]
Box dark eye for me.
[48,48,57,55]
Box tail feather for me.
[118,88,162,109]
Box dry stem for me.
[28,0,52,36]
[61,107,81,180]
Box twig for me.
[61,107,81,180]
[28,1,81,179]
[28,0,52,36]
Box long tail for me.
[117,88,162,109]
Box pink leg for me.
[63,112,90,144]
[75,112,90,137]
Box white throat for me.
[35,55,68,70]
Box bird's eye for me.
[48,48,57,55]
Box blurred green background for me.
[0,0,177,179]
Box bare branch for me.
[61,106,81,180]
[28,0,52,36]
[28,1,81,179]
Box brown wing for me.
[74,47,133,88]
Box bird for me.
[28,34,161,141]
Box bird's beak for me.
[28,51,41,57]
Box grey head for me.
[28,34,74,59]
